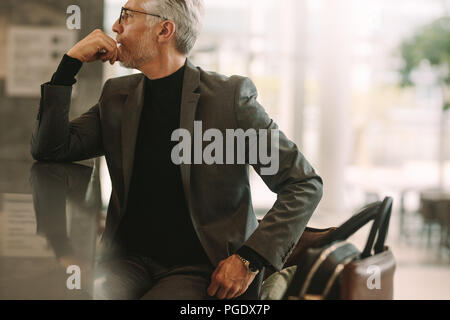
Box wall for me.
[0,0,104,161]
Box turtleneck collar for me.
[145,63,186,92]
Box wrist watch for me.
[236,254,260,275]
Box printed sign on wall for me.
[6,26,77,97]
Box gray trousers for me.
[93,254,262,300]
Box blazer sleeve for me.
[30,81,109,162]
[232,76,324,271]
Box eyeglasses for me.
[119,7,168,24]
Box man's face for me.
[112,0,159,69]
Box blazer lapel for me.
[180,59,200,211]
[121,74,146,212]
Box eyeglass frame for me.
[119,6,168,24]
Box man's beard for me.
[118,33,157,69]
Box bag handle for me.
[315,201,381,247]
[362,197,393,257]
[315,197,393,258]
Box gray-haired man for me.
[31,0,323,300]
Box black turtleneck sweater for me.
[114,64,212,267]
[50,54,268,271]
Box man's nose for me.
[112,18,123,34]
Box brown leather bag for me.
[284,197,396,300]
[340,246,395,299]
[340,198,396,300]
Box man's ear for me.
[157,20,176,43]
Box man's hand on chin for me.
[207,254,257,300]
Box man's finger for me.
[98,38,115,56]
[102,51,114,62]
[235,287,246,299]
[100,32,117,50]
[110,48,121,64]
[111,48,118,64]
[216,285,231,300]
[226,285,241,300]
[210,261,224,281]
[207,269,222,297]
[98,41,116,63]
[94,29,116,49]
[106,50,116,62]
[207,279,220,297]
[236,282,250,298]
[103,51,113,62]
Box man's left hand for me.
[207,254,257,300]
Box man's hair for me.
[141,0,205,56]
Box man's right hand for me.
[67,29,120,65]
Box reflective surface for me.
[1,160,449,299]
[0,160,218,300]
[0,160,103,299]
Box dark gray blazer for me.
[31,59,323,272]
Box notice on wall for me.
[6,26,77,97]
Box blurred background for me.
[0,0,449,299]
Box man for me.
[31,0,323,300]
